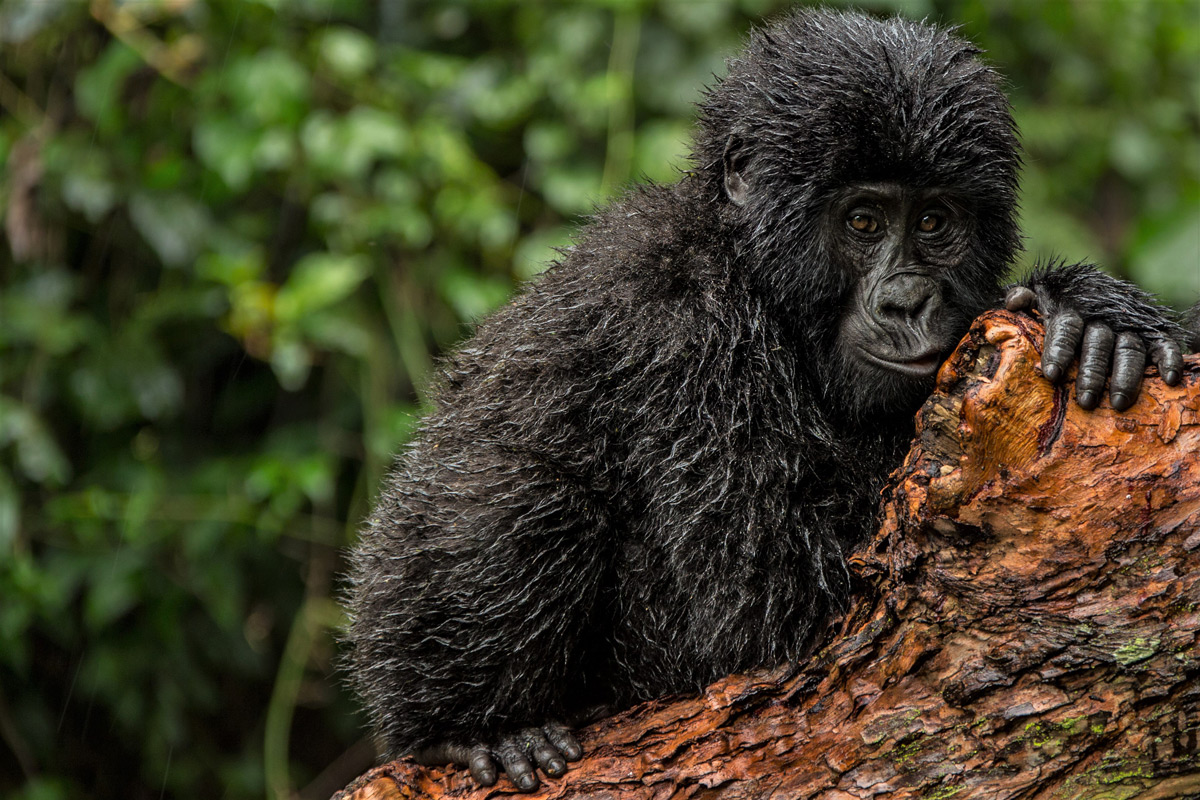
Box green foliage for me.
[0,0,1195,797]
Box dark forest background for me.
[0,0,1196,797]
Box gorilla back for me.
[344,8,1183,792]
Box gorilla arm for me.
[346,442,603,791]
[344,270,629,791]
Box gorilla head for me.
[695,12,1021,414]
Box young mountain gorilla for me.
[345,9,1185,791]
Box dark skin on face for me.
[834,183,1183,409]
[833,183,969,381]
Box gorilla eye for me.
[848,212,879,234]
[917,212,945,234]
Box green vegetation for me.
[0,0,1196,797]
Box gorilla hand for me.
[1005,263,1184,411]
[414,723,582,792]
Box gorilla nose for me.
[874,275,940,326]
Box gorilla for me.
[344,9,1185,791]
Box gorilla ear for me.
[722,135,750,207]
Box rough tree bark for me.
[334,310,1200,800]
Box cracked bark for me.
[334,310,1200,800]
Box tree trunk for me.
[334,310,1200,800]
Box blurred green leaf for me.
[60,149,118,223]
[269,337,312,391]
[84,554,139,630]
[438,266,511,322]
[227,50,311,128]
[143,151,188,191]
[196,248,266,288]
[633,120,691,183]
[524,121,574,162]
[73,41,140,134]
[1127,201,1200,306]
[455,58,537,126]
[1109,121,1162,180]
[0,270,90,354]
[0,398,70,485]
[128,193,212,268]
[0,470,18,550]
[275,252,371,323]
[301,107,408,181]
[539,163,603,216]
[194,116,260,191]
[302,306,372,356]
[130,362,185,420]
[253,127,297,172]
[513,227,571,281]
[318,27,377,80]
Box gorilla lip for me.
[860,348,945,378]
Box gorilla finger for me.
[414,742,472,766]
[1074,323,1114,410]
[466,747,499,787]
[1109,332,1147,412]
[527,732,567,778]
[496,741,539,793]
[1041,308,1085,383]
[415,742,499,786]
[1004,285,1037,312]
[544,722,583,762]
[1150,339,1183,386]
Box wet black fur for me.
[344,9,1183,758]
[1184,302,1200,352]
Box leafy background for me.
[0,0,1196,797]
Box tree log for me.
[334,310,1200,800]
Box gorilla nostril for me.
[878,293,932,322]
[874,276,939,325]
[910,294,935,326]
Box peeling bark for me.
[334,311,1200,800]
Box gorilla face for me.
[830,182,976,409]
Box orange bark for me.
[335,311,1200,800]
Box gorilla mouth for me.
[860,348,946,378]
